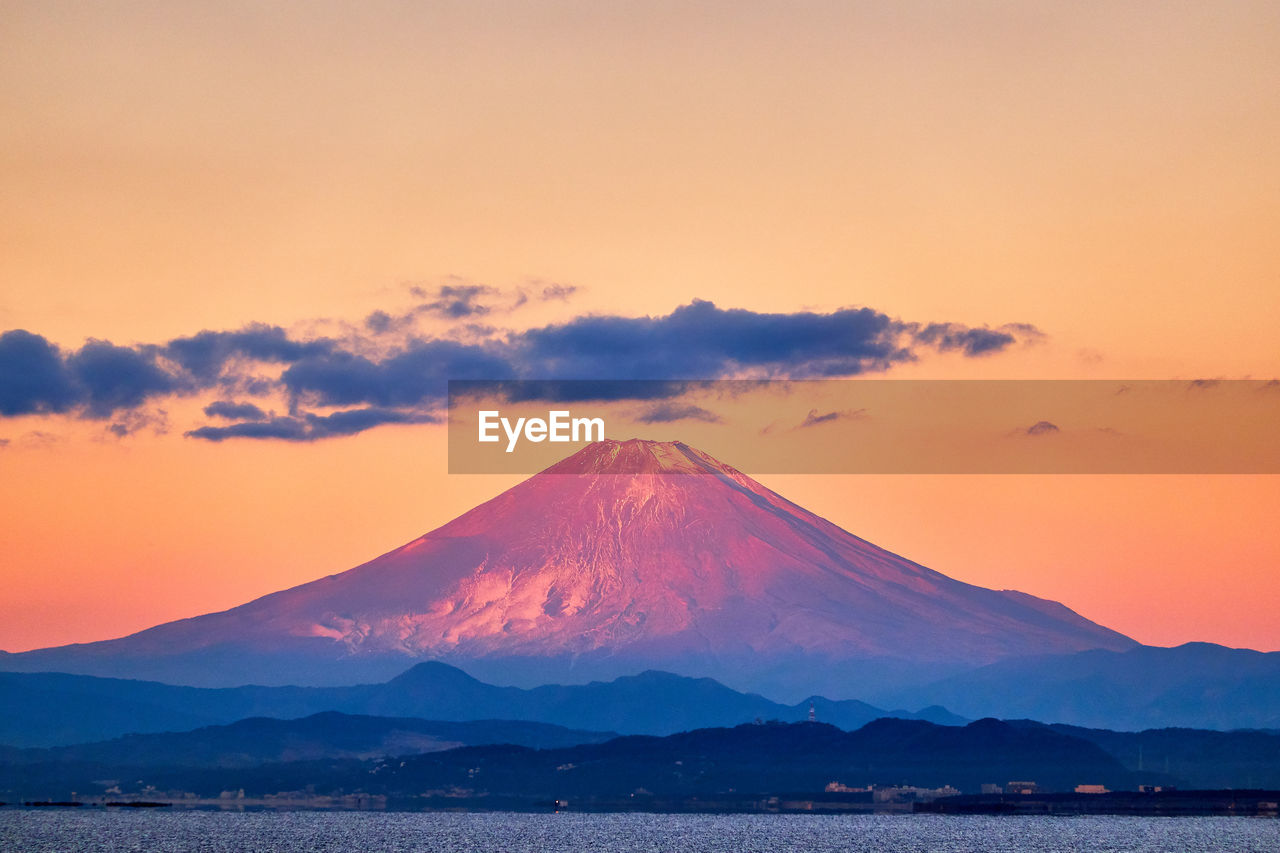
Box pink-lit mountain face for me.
[3,440,1134,692]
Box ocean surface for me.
[2,810,1278,852]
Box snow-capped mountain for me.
[0,439,1134,694]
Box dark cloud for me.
[797,408,866,429]
[635,402,723,424]
[419,284,496,319]
[164,324,332,381]
[283,340,513,408]
[203,400,268,421]
[0,330,184,418]
[913,323,1020,357]
[1025,420,1060,436]
[221,375,278,397]
[2,298,1040,442]
[187,407,437,442]
[540,283,578,301]
[515,300,919,379]
[1001,322,1046,339]
[364,310,400,334]
[304,407,438,436]
[107,409,169,438]
[364,285,506,335]
[186,416,308,442]
[67,340,179,417]
[482,379,696,404]
[0,330,79,415]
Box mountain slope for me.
[0,439,1133,693]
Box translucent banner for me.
[447,379,1280,474]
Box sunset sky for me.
[2,1,1278,655]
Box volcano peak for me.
[1,439,1136,692]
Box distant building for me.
[981,783,1003,795]
[824,782,871,793]
[873,785,961,803]
[1074,784,1108,794]
[1007,781,1040,795]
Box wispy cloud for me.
[635,402,723,424]
[368,281,563,335]
[539,283,578,302]
[186,407,439,442]
[203,400,269,421]
[106,408,169,438]
[797,408,866,429]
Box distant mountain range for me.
[7,711,1278,806]
[6,643,1279,755]
[0,439,1134,696]
[0,712,615,769]
[6,694,1278,806]
[880,642,1280,730]
[0,662,962,749]
[0,718,1141,804]
[351,718,1241,800]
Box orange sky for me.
[1,1,1278,653]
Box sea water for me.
[2,810,1278,852]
